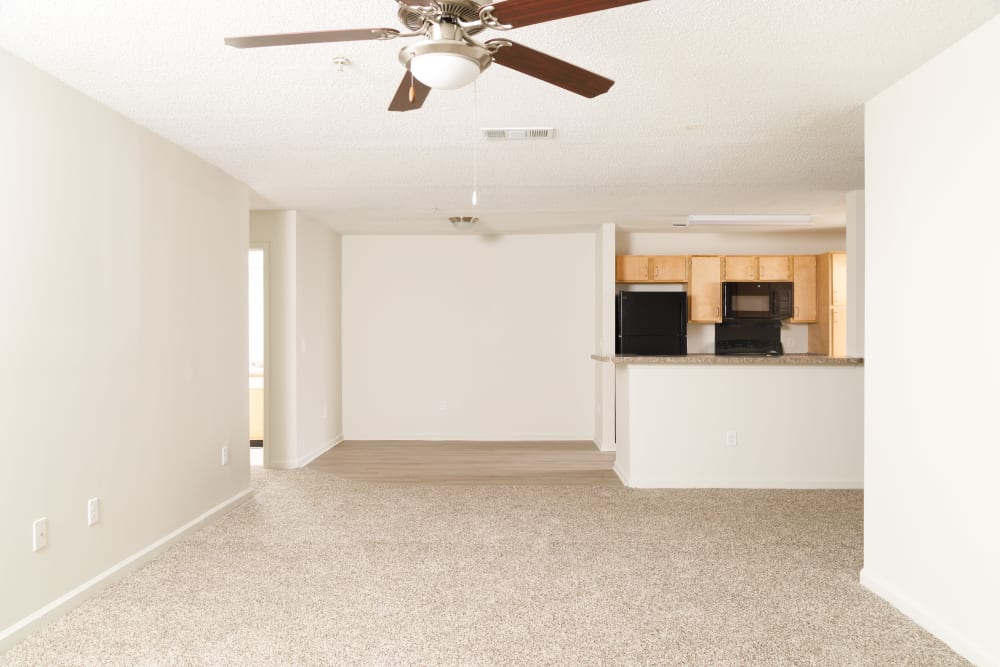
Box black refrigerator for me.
[616,291,688,355]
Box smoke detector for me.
[449,216,478,230]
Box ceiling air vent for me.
[481,127,555,140]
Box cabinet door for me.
[689,256,722,323]
[831,305,847,357]
[758,256,791,281]
[650,255,688,282]
[723,256,757,281]
[791,255,817,323]
[616,255,650,282]
[831,252,847,306]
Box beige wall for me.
[0,50,250,643]
[864,15,1000,665]
[250,211,342,467]
[342,234,596,440]
[295,216,343,463]
[615,364,863,488]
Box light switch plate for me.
[33,517,48,551]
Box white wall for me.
[594,224,616,450]
[343,234,595,440]
[295,216,343,463]
[845,191,865,358]
[249,212,298,468]
[615,364,863,488]
[249,211,343,468]
[863,15,1000,666]
[0,50,250,645]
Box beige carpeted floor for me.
[2,468,968,666]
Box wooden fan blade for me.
[224,28,399,49]
[388,72,431,112]
[486,40,613,98]
[483,0,649,28]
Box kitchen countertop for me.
[591,353,863,366]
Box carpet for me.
[0,468,967,666]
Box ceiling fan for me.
[225,0,649,112]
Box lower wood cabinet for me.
[688,256,722,323]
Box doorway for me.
[249,249,265,467]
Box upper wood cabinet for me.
[616,255,687,283]
[723,256,757,281]
[616,255,650,282]
[723,255,792,281]
[650,255,688,282]
[791,255,817,323]
[688,256,723,323]
[758,256,792,281]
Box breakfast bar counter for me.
[592,353,863,366]
[594,353,864,489]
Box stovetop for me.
[714,341,783,357]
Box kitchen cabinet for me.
[724,255,792,281]
[831,252,847,306]
[616,255,687,283]
[809,252,848,357]
[758,256,792,281]
[649,255,688,282]
[791,255,817,323]
[688,256,722,323]
[616,255,650,282]
[723,256,757,281]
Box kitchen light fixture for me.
[686,214,814,227]
[449,216,479,230]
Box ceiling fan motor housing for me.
[397,0,488,36]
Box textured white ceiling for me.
[2,1,996,233]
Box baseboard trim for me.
[342,434,594,442]
[297,434,344,468]
[624,477,863,489]
[0,487,253,654]
[612,461,629,486]
[860,567,992,667]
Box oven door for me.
[723,282,772,319]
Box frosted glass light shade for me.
[411,52,483,90]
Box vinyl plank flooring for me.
[309,440,620,485]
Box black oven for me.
[722,282,793,320]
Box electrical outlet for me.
[221,446,230,466]
[726,431,738,448]
[87,498,100,526]
[439,399,447,412]
[33,518,48,552]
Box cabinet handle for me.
[795,306,800,317]
[654,266,659,278]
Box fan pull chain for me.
[408,71,416,104]
[472,81,479,207]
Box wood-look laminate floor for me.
[309,440,620,485]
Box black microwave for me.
[722,282,793,319]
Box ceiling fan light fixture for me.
[400,39,492,90]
